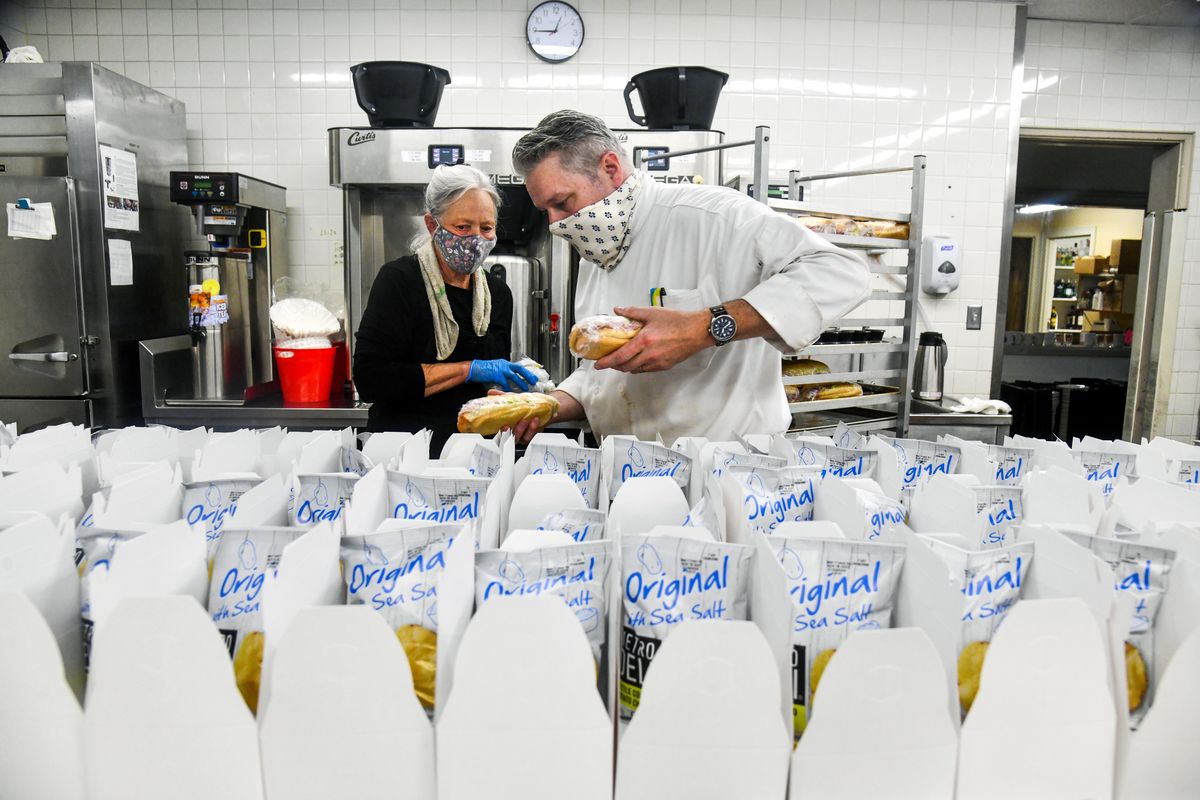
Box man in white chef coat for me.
[509,110,870,444]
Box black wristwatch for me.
[708,305,737,347]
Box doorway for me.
[992,128,1193,441]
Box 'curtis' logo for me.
[347,131,375,146]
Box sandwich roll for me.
[788,382,864,403]
[569,314,643,360]
[458,392,560,435]
[782,358,830,377]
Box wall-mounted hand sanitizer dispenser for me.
[922,236,960,295]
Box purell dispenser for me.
[921,235,961,295]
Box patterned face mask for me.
[433,223,497,276]
[550,171,644,270]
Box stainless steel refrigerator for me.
[0,62,190,431]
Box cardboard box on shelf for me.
[1074,255,1110,275]
[1110,238,1142,274]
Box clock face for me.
[526,1,585,63]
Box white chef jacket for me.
[557,176,871,444]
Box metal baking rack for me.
[635,130,926,436]
[776,157,927,435]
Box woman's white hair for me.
[409,163,502,250]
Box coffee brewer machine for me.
[169,172,287,402]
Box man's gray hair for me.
[410,163,501,250]
[512,110,632,178]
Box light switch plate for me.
[966,305,983,330]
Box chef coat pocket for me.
[658,285,717,375]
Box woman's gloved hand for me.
[467,359,538,391]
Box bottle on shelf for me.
[1049,308,1058,329]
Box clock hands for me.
[534,15,561,34]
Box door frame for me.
[990,127,1194,415]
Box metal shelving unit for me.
[775,156,927,436]
[637,130,926,436]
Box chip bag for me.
[387,471,491,526]
[973,486,1024,548]
[727,464,818,535]
[341,523,462,713]
[207,526,306,713]
[475,541,612,662]
[183,477,261,555]
[288,472,358,528]
[537,508,607,543]
[606,436,691,502]
[770,536,906,736]
[619,533,753,720]
[923,538,1034,715]
[1063,532,1175,725]
[526,441,601,508]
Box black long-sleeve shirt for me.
[353,254,513,453]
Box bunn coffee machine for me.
[169,172,287,403]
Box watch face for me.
[712,314,737,342]
[526,1,585,63]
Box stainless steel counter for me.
[791,397,1012,444]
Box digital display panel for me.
[636,147,670,171]
[429,145,465,168]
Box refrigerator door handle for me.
[8,351,76,363]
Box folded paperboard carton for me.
[437,594,612,800]
[1110,476,1200,534]
[607,476,690,538]
[615,620,791,800]
[0,514,83,696]
[259,606,435,799]
[956,598,1116,800]
[83,596,264,800]
[360,430,413,467]
[191,429,263,481]
[790,627,958,799]
[508,473,586,533]
[0,590,86,800]
[1117,624,1200,799]
[1023,465,1103,534]
[0,461,84,527]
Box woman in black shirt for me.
[353,164,536,452]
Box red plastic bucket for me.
[274,345,336,403]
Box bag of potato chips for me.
[770,536,906,737]
[475,541,612,661]
[536,508,606,543]
[606,436,692,502]
[340,523,462,713]
[974,486,1023,549]
[1062,532,1175,725]
[288,472,358,528]
[526,441,601,508]
[727,464,819,535]
[619,533,753,720]
[183,477,261,555]
[207,526,306,714]
[923,538,1034,715]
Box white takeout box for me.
[259,605,435,799]
[1023,465,1103,534]
[342,464,388,535]
[190,428,263,481]
[508,473,586,533]
[607,475,690,538]
[790,627,958,799]
[360,430,412,468]
[437,594,612,800]
[1117,624,1200,799]
[615,620,791,800]
[83,596,264,800]
[1110,475,1200,534]
[0,461,84,527]
[0,514,84,697]
[257,522,343,716]
[813,476,909,542]
[955,598,1116,800]
[0,590,87,800]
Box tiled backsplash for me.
[1023,19,1200,439]
[2,0,1016,401]
[3,0,1196,436]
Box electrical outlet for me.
[966,305,983,330]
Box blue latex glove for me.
[467,359,538,392]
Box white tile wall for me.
[7,0,1018,398]
[1023,19,1200,441]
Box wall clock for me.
[526,1,585,64]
